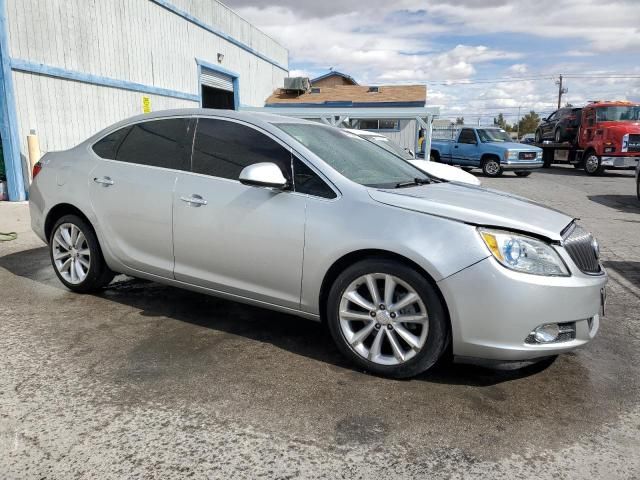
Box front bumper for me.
[502,160,544,170]
[601,156,639,168]
[438,255,607,361]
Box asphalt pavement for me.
[1,165,639,479]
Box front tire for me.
[584,152,605,175]
[482,157,503,177]
[49,214,114,293]
[327,259,448,378]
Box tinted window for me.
[458,129,477,144]
[293,157,336,199]
[92,127,131,159]
[113,118,191,170]
[192,118,292,181]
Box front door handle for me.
[93,176,114,186]
[180,194,208,207]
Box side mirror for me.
[239,162,288,189]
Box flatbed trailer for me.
[532,142,583,168]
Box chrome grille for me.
[518,151,537,160]
[563,223,601,274]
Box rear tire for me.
[482,157,503,177]
[49,214,114,293]
[515,171,531,177]
[430,151,440,163]
[534,129,542,143]
[554,128,562,143]
[326,259,448,379]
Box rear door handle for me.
[180,194,208,206]
[93,176,114,186]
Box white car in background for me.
[345,129,481,186]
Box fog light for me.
[532,323,560,343]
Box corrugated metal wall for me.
[381,120,418,151]
[6,0,288,155]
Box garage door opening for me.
[200,66,237,110]
[201,85,234,110]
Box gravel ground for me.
[0,165,639,479]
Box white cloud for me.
[508,64,528,74]
[225,0,640,120]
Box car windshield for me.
[275,123,429,188]
[477,129,512,143]
[366,135,414,160]
[596,106,640,122]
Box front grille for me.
[628,134,640,152]
[519,151,537,160]
[563,223,601,274]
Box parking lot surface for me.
[1,166,639,479]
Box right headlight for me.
[478,228,569,276]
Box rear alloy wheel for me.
[584,153,605,175]
[534,129,542,143]
[327,259,447,378]
[515,171,531,177]
[50,214,114,292]
[482,157,503,177]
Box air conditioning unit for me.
[284,77,310,92]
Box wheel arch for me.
[318,249,451,335]
[430,149,440,162]
[44,203,94,243]
[480,153,501,165]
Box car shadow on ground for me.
[0,246,555,386]
[588,194,640,214]
[603,260,640,289]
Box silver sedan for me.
[29,110,607,378]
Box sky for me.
[224,0,640,124]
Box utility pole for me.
[556,75,568,109]
[517,106,521,139]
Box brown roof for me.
[265,85,427,107]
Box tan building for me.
[262,71,435,152]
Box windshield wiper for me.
[395,177,430,188]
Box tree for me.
[455,117,464,125]
[493,113,507,129]
[517,111,541,135]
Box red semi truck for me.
[537,101,640,175]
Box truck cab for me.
[430,126,543,177]
[579,101,640,175]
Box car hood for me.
[368,182,573,241]
[487,142,542,151]
[408,160,481,186]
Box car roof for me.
[84,108,315,144]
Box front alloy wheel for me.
[339,273,429,366]
[482,158,503,177]
[327,259,447,378]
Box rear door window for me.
[92,127,131,160]
[191,118,293,182]
[113,118,192,171]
